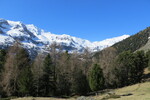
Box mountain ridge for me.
[0,18,129,55]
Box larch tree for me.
[1,42,31,96]
[31,54,45,96]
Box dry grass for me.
[12,97,76,100]
[112,82,150,100]
[144,68,150,75]
[11,82,150,100]
[94,82,150,100]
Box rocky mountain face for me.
[0,18,129,56]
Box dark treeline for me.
[0,42,91,97]
[94,47,149,88]
[0,42,149,97]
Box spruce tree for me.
[89,64,104,91]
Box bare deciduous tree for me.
[1,42,23,96]
[32,54,45,96]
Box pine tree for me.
[42,54,56,96]
[72,67,89,95]
[113,50,148,87]
[18,66,33,96]
[132,51,148,83]
[89,64,104,91]
[146,50,150,70]
[115,51,134,86]
[0,49,6,96]
[0,49,6,72]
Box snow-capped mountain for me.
[0,18,129,55]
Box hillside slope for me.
[113,27,150,53]
[139,38,150,52]
[94,82,150,100]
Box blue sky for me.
[0,0,150,41]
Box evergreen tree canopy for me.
[42,54,56,96]
[0,49,6,72]
[89,64,104,91]
[114,50,148,87]
[72,67,89,95]
[146,50,150,70]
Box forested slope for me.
[113,27,150,53]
